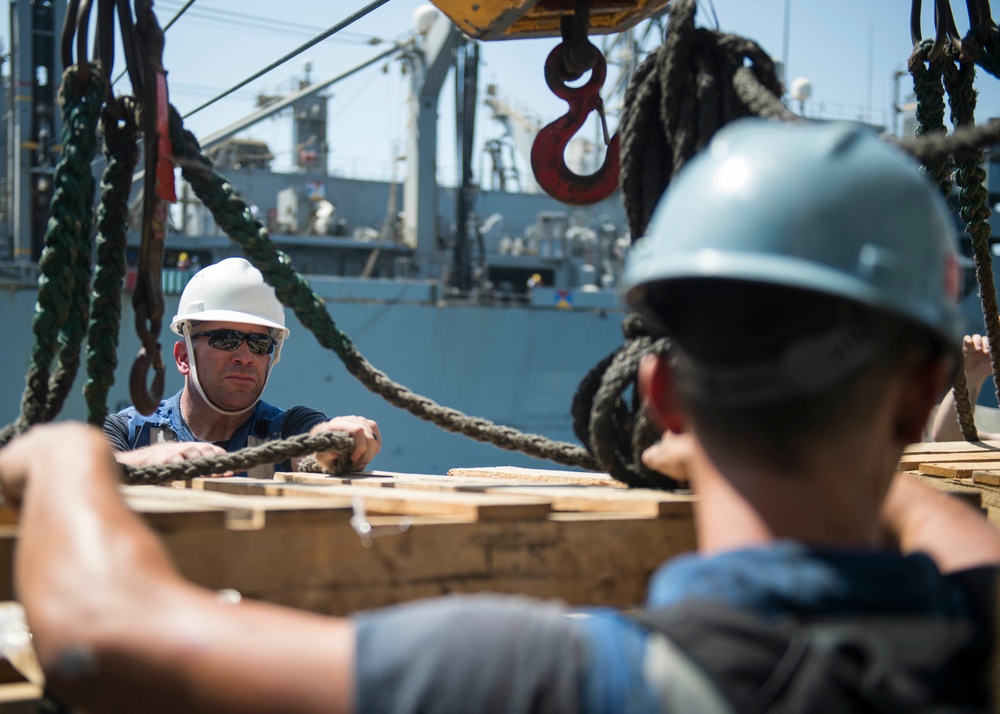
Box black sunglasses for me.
[192,329,277,356]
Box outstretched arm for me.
[932,334,999,441]
[112,440,234,476]
[1,423,355,714]
[881,473,1000,573]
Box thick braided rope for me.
[124,430,355,484]
[166,108,599,472]
[896,119,1000,165]
[0,67,103,447]
[587,332,675,489]
[43,69,104,424]
[952,368,979,439]
[571,315,679,489]
[909,42,977,440]
[598,0,790,487]
[944,53,1000,420]
[572,349,617,448]
[908,42,954,194]
[960,29,1000,79]
[620,0,790,242]
[85,100,139,425]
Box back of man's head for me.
[623,119,962,468]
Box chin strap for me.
[181,323,280,417]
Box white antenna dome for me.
[413,5,439,35]
[790,77,813,102]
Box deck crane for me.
[483,86,542,193]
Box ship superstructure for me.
[0,1,633,473]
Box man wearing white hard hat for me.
[103,257,380,475]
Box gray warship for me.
[0,0,633,473]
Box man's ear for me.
[638,353,686,435]
[895,355,954,445]
[175,341,191,376]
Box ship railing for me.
[0,261,40,288]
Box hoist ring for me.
[543,41,606,101]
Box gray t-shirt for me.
[353,594,587,713]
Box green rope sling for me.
[0,66,105,446]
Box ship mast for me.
[4,0,68,262]
[401,9,461,259]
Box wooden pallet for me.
[0,466,697,621]
[901,441,1000,518]
[0,452,993,703]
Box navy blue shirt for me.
[103,390,329,474]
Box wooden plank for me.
[277,476,690,518]
[322,484,551,521]
[446,466,624,487]
[903,440,1000,454]
[356,478,693,517]
[917,461,1000,479]
[279,470,697,517]
[973,471,1000,487]
[477,486,694,517]
[198,478,553,522]
[899,450,1000,470]
[275,472,363,486]
[195,478,342,499]
[0,682,41,710]
[121,487,228,531]
[124,485,354,529]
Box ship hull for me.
[0,278,627,474]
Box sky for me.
[5,0,1000,184]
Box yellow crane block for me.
[430,0,670,41]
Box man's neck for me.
[179,388,251,443]
[690,432,897,555]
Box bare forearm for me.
[112,448,158,467]
[882,474,1000,572]
[11,425,355,713]
[15,429,183,675]
[53,588,355,714]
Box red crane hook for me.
[530,42,621,206]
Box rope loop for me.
[571,315,681,489]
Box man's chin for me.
[211,388,262,412]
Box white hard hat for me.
[171,257,289,339]
[171,258,289,417]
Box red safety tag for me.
[155,70,176,203]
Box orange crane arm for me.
[429,0,670,40]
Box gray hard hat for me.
[622,119,963,350]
